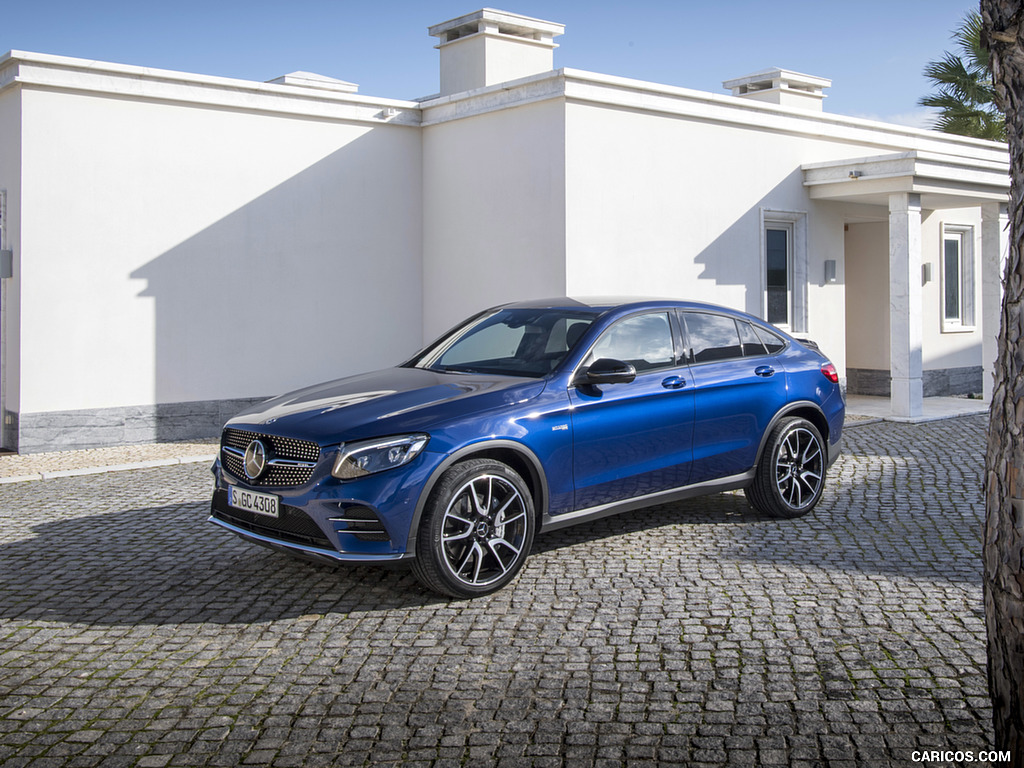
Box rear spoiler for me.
[793,337,820,352]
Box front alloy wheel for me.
[745,416,826,518]
[412,458,535,598]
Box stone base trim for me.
[16,397,269,454]
[922,366,984,398]
[3,409,18,452]
[846,366,984,398]
[846,368,891,397]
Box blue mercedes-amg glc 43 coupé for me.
[210,298,844,597]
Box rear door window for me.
[683,313,743,363]
[737,321,768,357]
[752,325,787,354]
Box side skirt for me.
[540,471,755,533]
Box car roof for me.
[493,297,796,342]
[498,296,756,316]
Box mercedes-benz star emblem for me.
[243,440,268,480]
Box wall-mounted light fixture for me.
[848,170,863,180]
[922,262,932,285]
[824,259,837,283]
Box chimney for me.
[722,68,831,112]
[428,8,565,97]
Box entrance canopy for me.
[802,150,1009,418]
[803,150,1008,209]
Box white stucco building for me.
[0,8,1010,453]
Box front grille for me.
[211,489,333,550]
[221,428,320,487]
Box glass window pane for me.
[753,325,786,354]
[543,318,591,355]
[440,323,523,366]
[423,308,596,377]
[766,228,789,325]
[737,321,767,356]
[684,313,743,363]
[586,312,675,372]
[944,236,961,321]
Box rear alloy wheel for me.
[412,458,535,598]
[745,416,826,518]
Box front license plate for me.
[229,486,279,518]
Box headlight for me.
[331,434,429,480]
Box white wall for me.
[0,85,21,431]
[843,211,984,375]
[6,49,1005,446]
[438,35,554,96]
[18,87,423,414]
[422,97,566,339]
[560,76,1004,385]
[844,221,890,371]
[920,208,984,371]
[563,99,850,373]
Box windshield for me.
[411,308,597,377]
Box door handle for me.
[754,365,775,378]
[661,376,686,389]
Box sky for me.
[2,0,981,128]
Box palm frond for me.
[920,10,1004,140]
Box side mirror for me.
[575,358,637,386]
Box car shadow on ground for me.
[0,501,448,626]
[0,494,767,627]
[535,487,983,588]
[0,480,981,628]
[534,490,763,554]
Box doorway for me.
[843,222,890,396]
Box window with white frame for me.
[765,224,792,327]
[761,210,807,332]
[941,225,975,330]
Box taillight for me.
[821,362,839,384]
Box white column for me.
[981,202,1009,402]
[889,193,923,418]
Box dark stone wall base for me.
[16,397,269,454]
[846,368,891,397]
[3,409,18,452]
[922,366,985,398]
[847,367,984,398]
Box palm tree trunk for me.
[981,0,1024,760]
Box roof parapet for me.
[266,71,359,94]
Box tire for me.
[411,458,536,598]
[745,416,826,519]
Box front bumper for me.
[208,514,412,564]
[209,445,442,562]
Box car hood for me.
[226,366,547,445]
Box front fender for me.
[401,439,550,556]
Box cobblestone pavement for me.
[0,415,997,767]
[0,440,218,482]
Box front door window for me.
[582,312,675,372]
